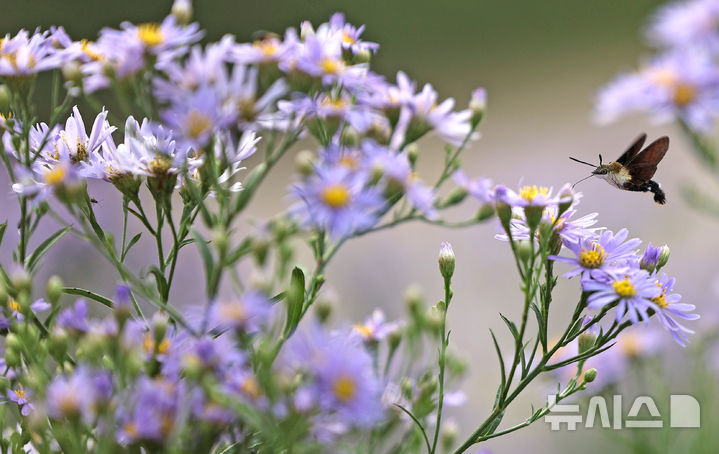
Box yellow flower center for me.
[143,332,171,355]
[241,377,261,400]
[8,299,21,313]
[620,332,641,356]
[339,155,358,169]
[137,23,163,47]
[519,185,549,203]
[72,142,88,162]
[148,156,172,175]
[579,243,606,268]
[123,422,138,438]
[647,67,678,87]
[80,39,103,61]
[320,57,344,75]
[612,278,636,298]
[184,110,212,140]
[253,39,279,57]
[218,301,247,325]
[353,323,373,339]
[342,32,356,45]
[673,83,696,106]
[13,387,26,400]
[57,393,80,416]
[332,375,357,402]
[321,183,351,208]
[43,166,67,186]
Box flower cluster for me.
[596,0,719,131]
[492,182,698,345]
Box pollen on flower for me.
[612,278,636,298]
[43,166,67,186]
[651,290,668,308]
[218,301,248,325]
[353,323,373,339]
[148,156,172,175]
[143,332,171,355]
[184,110,212,140]
[8,299,21,313]
[80,39,103,61]
[332,375,357,402]
[320,57,344,75]
[240,377,261,400]
[253,38,279,57]
[519,185,549,202]
[673,83,696,106]
[321,183,351,208]
[13,386,26,400]
[579,243,606,268]
[137,23,164,47]
[73,141,88,162]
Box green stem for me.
[431,276,452,454]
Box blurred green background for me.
[4,0,718,452]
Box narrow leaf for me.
[62,287,113,308]
[499,313,520,341]
[284,267,305,335]
[122,233,142,262]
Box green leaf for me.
[499,313,520,342]
[24,226,71,272]
[0,222,6,248]
[148,266,168,298]
[163,238,194,267]
[225,237,253,265]
[489,329,506,393]
[284,267,305,336]
[393,404,431,454]
[192,230,214,293]
[62,287,113,308]
[122,233,142,262]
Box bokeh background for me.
[3,0,717,451]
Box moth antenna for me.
[572,173,595,189]
[569,157,597,167]
[599,153,603,166]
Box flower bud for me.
[557,185,574,215]
[400,378,414,400]
[314,299,332,324]
[468,87,486,128]
[443,187,468,207]
[151,312,169,348]
[388,329,402,351]
[516,239,533,264]
[407,144,419,167]
[49,327,69,362]
[6,333,22,353]
[61,61,83,84]
[171,0,193,25]
[114,284,132,325]
[578,331,596,354]
[294,150,316,176]
[639,242,661,272]
[438,242,455,280]
[523,205,544,231]
[46,275,64,306]
[4,348,20,368]
[0,84,10,113]
[475,204,495,221]
[657,245,670,270]
[441,420,459,452]
[10,269,31,295]
[583,368,597,383]
[211,226,228,255]
[493,186,513,233]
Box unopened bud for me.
[441,420,460,452]
[10,269,31,295]
[61,61,83,84]
[438,242,455,280]
[468,87,486,128]
[294,150,315,176]
[657,245,670,270]
[516,239,532,264]
[171,0,193,25]
[443,187,468,207]
[583,368,597,383]
[211,226,228,255]
[49,327,69,361]
[151,312,169,348]
[578,331,596,354]
[314,299,332,324]
[46,275,64,306]
[523,205,544,231]
[407,144,419,166]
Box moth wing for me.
[616,133,647,165]
[628,136,669,181]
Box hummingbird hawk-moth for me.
[570,133,669,205]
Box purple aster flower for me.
[650,273,699,346]
[646,0,719,51]
[281,324,384,429]
[639,242,663,272]
[291,164,385,238]
[584,269,662,323]
[49,106,117,168]
[209,291,273,334]
[494,183,566,208]
[11,156,83,205]
[596,50,719,132]
[56,299,89,334]
[327,13,379,56]
[160,85,234,150]
[0,29,62,77]
[351,309,402,343]
[116,376,182,445]
[362,140,437,217]
[6,384,33,416]
[46,366,113,421]
[452,170,493,204]
[3,297,50,323]
[550,228,641,281]
[278,92,378,134]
